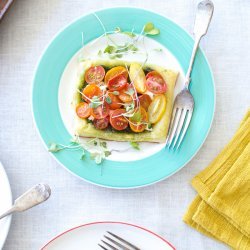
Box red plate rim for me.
[40,221,176,250]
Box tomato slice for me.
[105,66,128,84]
[85,66,105,84]
[129,63,147,94]
[82,85,102,102]
[145,71,167,94]
[110,109,128,131]
[91,102,110,119]
[138,94,152,111]
[108,93,122,109]
[76,102,90,119]
[93,117,109,130]
[107,74,128,91]
[148,94,167,124]
[129,107,148,132]
[118,85,135,103]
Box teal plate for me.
[32,7,215,188]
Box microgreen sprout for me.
[130,141,140,150]
[48,136,112,165]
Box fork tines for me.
[166,89,194,149]
[98,231,140,250]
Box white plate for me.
[41,221,175,250]
[0,161,12,249]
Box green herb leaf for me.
[112,91,119,95]
[97,50,102,56]
[146,28,160,35]
[114,27,121,33]
[105,96,112,104]
[104,151,111,157]
[80,150,85,160]
[130,111,141,122]
[104,45,116,54]
[153,48,163,52]
[123,31,136,38]
[100,141,107,148]
[115,54,123,58]
[143,22,154,33]
[48,142,61,152]
[89,102,101,108]
[130,141,140,150]
[125,88,134,96]
[128,44,138,52]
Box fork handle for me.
[184,35,202,88]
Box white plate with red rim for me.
[41,221,175,250]
[0,161,12,249]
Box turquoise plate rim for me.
[32,7,215,189]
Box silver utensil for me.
[98,231,140,250]
[0,183,51,220]
[166,0,214,149]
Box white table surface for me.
[0,0,249,249]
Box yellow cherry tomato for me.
[148,94,167,124]
[129,63,147,94]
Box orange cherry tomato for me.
[85,66,105,84]
[90,102,110,119]
[145,71,167,94]
[93,117,109,130]
[138,94,152,111]
[82,85,102,102]
[104,66,128,84]
[129,107,148,133]
[108,93,122,109]
[76,102,90,119]
[110,109,128,131]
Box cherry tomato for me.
[105,66,128,84]
[145,71,167,94]
[76,102,90,119]
[107,74,128,91]
[85,66,105,84]
[110,109,128,131]
[148,94,167,124]
[82,85,102,102]
[129,107,148,133]
[138,94,152,111]
[118,85,135,103]
[108,93,122,109]
[93,117,109,130]
[91,102,110,119]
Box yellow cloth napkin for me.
[184,110,250,249]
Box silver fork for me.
[98,231,140,250]
[166,0,214,149]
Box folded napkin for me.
[184,110,250,249]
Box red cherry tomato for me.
[145,71,167,94]
[82,85,102,102]
[91,102,110,119]
[138,94,152,111]
[85,66,105,84]
[118,85,135,103]
[108,93,122,109]
[93,117,109,130]
[110,109,128,131]
[107,74,128,91]
[76,102,90,119]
